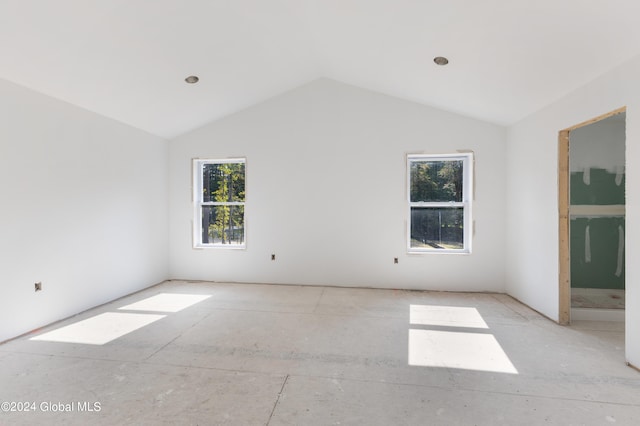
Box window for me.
[407,153,472,253]
[193,158,246,248]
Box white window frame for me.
[407,153,473,254]
[193,158,246,249]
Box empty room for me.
[1,1,640,425]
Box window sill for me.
[407,249,471,255]
[193,245,246,250]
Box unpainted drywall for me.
[570,118,625,174]
[168,79,507,291]
[569,117,625,291]
[570,217,625,289]
[0,78,169,343]
[506,53,640,366]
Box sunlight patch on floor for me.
[30,312,165,345]
[119,293,211,313]
[408,329,518,374]
[410,305,488,329]
[408,305,518,374]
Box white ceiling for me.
[1,0,639,139]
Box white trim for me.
[409,202,465,208]
[201,202,245,206]
[192,158,247,249]
[406,153,473,254]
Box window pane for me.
[201,205,245,245]
[410,208,464,250]
[202,163,245,202]
[410,160,463,202]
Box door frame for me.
[558,106,626,325]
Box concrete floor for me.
[572,288,625,309]
[0,280,639,425]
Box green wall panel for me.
[570,169,625,205]
[570,217,625,289]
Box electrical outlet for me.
[271,254,276,261]
[34,282,42,292]
[394,257,399,264]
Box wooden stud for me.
[557,106,626,326]
[565,106,626,132]
[558,130,571,325]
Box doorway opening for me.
[558,107,626,325]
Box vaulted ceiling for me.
[1,0,639,139]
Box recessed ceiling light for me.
[185,75,199,84]
[433,56,449,66]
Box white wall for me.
[0,79,169,343]
[506,54,640,366]
[169,79,506,292]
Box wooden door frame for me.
[558,106,626,325]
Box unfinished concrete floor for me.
[0,280,638,425]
